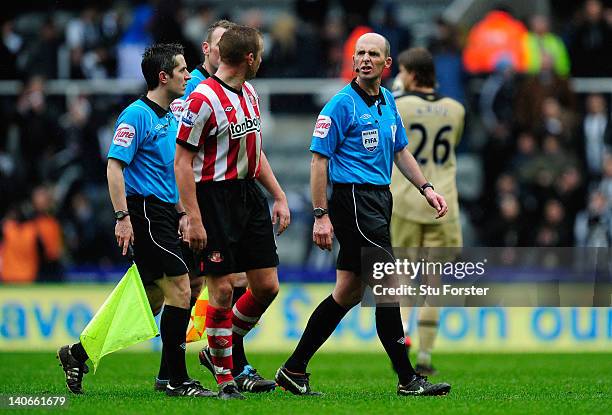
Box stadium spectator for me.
[31,185,63,281]
[0,18,22,79]
[22,17,61,79]
[483,194,526,246]
[524,14,571,78]
[260,14,301,77]
[598,154,612,201]
[373,2,412,76]
[62,190,108,266]
[510,131,539,174]
[568,0,612,77]
[14,76,63,191]
[428,17,465,104]
[479,59,516,198]
[65,7,102,78]
[578,94,610,182]
[479,58,516,137]
[515,55,575,133]
[150,0,199,68]
[523,134,580,190]
[116,3,153,79]
[575,190,612,246]
[183,4,216,51]
[321,13,345,77]
[553,166,585,229]
[261,14,324,78]
[0,205,39,283]
[340,24,374,81]
[0,185,63,282]
[463,6,528,74]
[536,97,576,143]
[533,199,573,246]
[339,0,374,32]
[296,0,330,28]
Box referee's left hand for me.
[272,196,291,235]
[424,188,448,219]
[178,214,189,241]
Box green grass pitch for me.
[1,352,610,414]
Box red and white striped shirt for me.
[176,76,263,182]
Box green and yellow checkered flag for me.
[80,264,159,372]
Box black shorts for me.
[127,195,188,285]
[196,179,279,276]
[329,183,394,274]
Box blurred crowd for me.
[1,0,611,282]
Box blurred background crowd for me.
[0,0,611,283]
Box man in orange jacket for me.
[463,6,528,74]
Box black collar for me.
[211,75,243,96]
[196,64,211,79]
[350,78,386,107]
[140,96,169,118]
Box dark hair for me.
[206,19,235,44]
[141,43,184,91]
[397,47,436,88]
[218,25,262,65]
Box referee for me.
[58,44,214,398]
[275,33,452,396]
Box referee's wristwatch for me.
[114,210,130,221]
[313,207,328,218]
[419,182,434,195]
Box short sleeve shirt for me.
[309,80,408,185]
[107,97,179,204]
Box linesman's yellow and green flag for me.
[80,264,159,372]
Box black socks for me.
[157,297,197,381]
[160,305,191,386]
[284,295,350,373]
[70,342,89,364]
[375,304,416,385]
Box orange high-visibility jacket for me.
[463,11,529,74]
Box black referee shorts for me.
[329,183,394,275]
[195,179,279,276]
[127,195,188,285]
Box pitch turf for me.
[1,352,610,414]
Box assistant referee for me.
[276,33,451,397]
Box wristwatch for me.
[313,207,328,218]
[419,182,434,195]
[114,210,130,220]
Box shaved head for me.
[352,32,392,88]
[355,33,390,58]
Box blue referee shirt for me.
[107,96,179,204]
[183,65,209,99]
[310,80,408,185]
